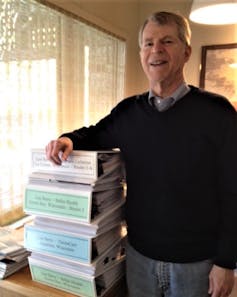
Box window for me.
[0,0,126,226]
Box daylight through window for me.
[0,0,126,226]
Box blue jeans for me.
[126,241,213,297]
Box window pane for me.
[0,0,126,226]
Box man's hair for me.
[138,11,191,48]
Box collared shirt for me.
[148,83,191,112]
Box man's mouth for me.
[150,60,167,66]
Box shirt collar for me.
[148,82,190,105]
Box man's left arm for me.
[211,110,237,297]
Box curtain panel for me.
[0,0,126,226]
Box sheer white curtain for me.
[0,0,126,226]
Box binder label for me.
[25,226,91,262]
[24,188,90,221]
[32,150,97,180]
[30,264,96,297]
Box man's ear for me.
[184,45,192,61]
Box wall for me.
[46,0,237,97]
[188,23,237,89]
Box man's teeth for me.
[150,60,166,65]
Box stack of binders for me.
[24,148,127,297]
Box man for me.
[46,11,237,297]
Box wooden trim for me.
[199,43,237,89]
[35,0,126,42]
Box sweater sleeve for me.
[214,110,237,269]
[59,96,136,151]
[60,115,118,151]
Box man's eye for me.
[145,42,153,47]
[163,40,173,44]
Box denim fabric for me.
[126,242,212,297]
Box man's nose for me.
[151,42,164,53]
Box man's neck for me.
[151,78,185,98]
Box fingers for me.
[208,275,214,296]
[209,265,235,297]
[45,140,62,165]
[211,283,231,296]
[61,143,73,162]
[45,137,73,165]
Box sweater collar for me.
[148,83,191,111]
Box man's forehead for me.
[142,21,179,38]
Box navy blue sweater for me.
[62,86,237,269]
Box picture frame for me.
[199,43,237,109]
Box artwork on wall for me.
[199,43,237,109]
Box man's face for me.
[140,21,191,88]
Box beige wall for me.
[47,0,237,98]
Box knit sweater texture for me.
[62,86,237,269]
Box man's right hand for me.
[45,137,73,165]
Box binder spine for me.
[29,261,97,297]
[24,186,92,223]
[25,225,92,263]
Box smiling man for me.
[46,11,237,297]
[139,15,191,98]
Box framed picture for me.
[199,43,237,109]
